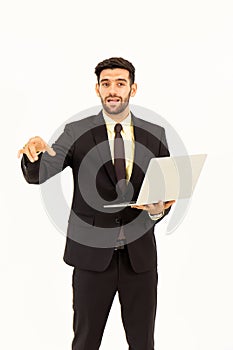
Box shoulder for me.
[132,114,166,138]
[63,113,103,139]
[66,114,98,129]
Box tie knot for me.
[114,123,123,134]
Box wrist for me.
[148,210,164,220]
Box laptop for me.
[104,154,207,208]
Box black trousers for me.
[72,247,158,350]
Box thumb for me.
[45,144,56,156]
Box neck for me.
[103,107,130,123]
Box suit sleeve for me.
[21,124,75,184]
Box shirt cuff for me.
[148,211,164,221]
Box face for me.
[95,68,137,119]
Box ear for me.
[95,83,100,97]
[130,83,137,97]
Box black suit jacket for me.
[21,111,170,273]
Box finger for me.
[45,144,56,156]
[28,144,39,161]
[131,205,146,210]
[17,148,24,158]
[24,146,35,162]
[164,200,176,209]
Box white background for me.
[1,0,233,349]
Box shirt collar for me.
[102,110,132,128]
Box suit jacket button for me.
[115,218,121,224]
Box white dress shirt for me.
[102,111,164,221]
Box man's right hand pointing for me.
[17,136,56,162]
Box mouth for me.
[106,97,121,103]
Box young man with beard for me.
[18,57,175,350]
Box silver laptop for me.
[104,154,207,208]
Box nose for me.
[108,83,117,95]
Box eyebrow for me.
[99,78,128,83]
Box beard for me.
[100,91,131,115]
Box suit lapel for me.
[129,114,149,186]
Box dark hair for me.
[95,57,135,85]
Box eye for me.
[101,82,109,87]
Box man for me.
[18,57,175,350]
